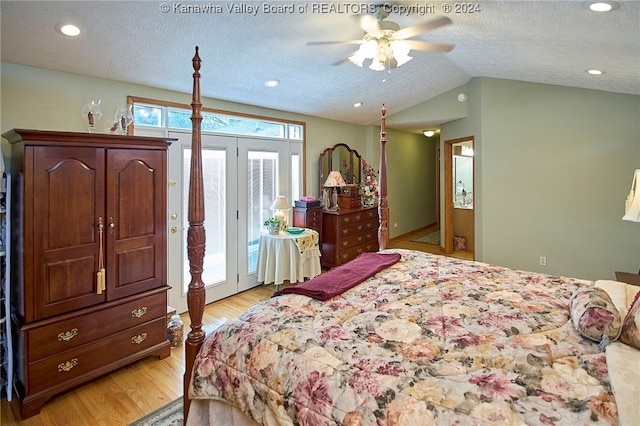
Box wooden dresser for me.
[321,206,379,269]
[4,129,173,419]
[292,204,323,242]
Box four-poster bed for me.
[182,48,639,425]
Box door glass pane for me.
[291,153,301,202]
[183,147,227,290]
[247,151,278,273]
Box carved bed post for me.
[184,46,205,420]
[378,104,389,250]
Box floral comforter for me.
[190,249,618,425]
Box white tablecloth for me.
[256,229,321,289]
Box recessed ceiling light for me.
[353,102,363,108]
[586,2,619,12]
[56,23,81,37]
[264,80,279,87]
[587,69,605,75]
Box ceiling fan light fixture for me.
[348,51,366,67]
[391,40,412,66]
[369,60,386,71]
[348,40,377,67]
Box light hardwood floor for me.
[1,226,471,425]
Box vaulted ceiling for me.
[1,1,638,131]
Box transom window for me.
[132,100,303,140]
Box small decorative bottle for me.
[167,314,184,347]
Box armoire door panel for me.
[106,149,167,300]
[44,160,97,249]
[44,255,96,302]
[113,159,156,238]
[31,146,106,321]
[116,245,155,286]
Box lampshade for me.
[270,195,290,211]
[323,171,346,188]
[623,169,640,222]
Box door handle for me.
[170,226,184,233]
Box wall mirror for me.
[453,140,473,209]
[319,143,362,195]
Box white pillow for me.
[595,280,640,317]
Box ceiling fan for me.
[308,5,455,71]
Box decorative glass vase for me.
[110,105,134,134]
[81,99,102,133]
[267,222,279,235]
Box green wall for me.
[6,62,633,280]
[441,77,640,280]
[1,61,436,240]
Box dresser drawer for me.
[352,209,377,223]
[339,221,367,238]
[363,218,378,232]
[27,317,166,395]
[26,292,166,360]
[336,241,379,265]
[307,209,322,221]
[339,233,366,249]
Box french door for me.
[165,132,294,313]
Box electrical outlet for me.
[539,256,547,266]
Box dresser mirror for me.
[319,143,362,197]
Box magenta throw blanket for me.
[273,252,402,301]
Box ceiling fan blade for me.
[331,57,351,66]
[403,40,455,53]
[359,14,381,34]
[307,40,362,46]
[393,16,452,40]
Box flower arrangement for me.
[264,217,283,234]
[263,217,282,226]
[361,158,378,205]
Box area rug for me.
[129,317,227,426]
[411,229,441,245]
[129,397,182,426]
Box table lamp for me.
[271,196,290,229]
[323,171,346,210]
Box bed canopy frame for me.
[183,46,389,419]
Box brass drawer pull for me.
[58,328,78,342]
[58,358,78,372]
[131,333,147,345]
[131,307,148,318]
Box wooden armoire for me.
[3,129,173,419]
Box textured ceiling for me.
[1,1,639,131]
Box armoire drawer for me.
[27,317,167,395]
[26,291,166,361]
